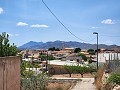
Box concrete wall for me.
[0,56,20,90]
[49,65,70,75]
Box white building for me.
[93,53,120,63]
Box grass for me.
[95,65,105,90]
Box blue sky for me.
[0,0,120,46]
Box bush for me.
[78,53,88,61]
[0,32,17,57]
[108,73,120,85]
[21,73,49,90]
[95,65,105,90]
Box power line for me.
[41,0,95,43]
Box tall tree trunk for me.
[69,73,71,77]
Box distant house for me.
[20,49,48,59]
[81,50,89,55]
[64,48,75,53]
[65,53,83,63]
[51,50,70,59]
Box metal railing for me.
[106,53,120,73]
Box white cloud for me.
[16,22,28,26]
[15,34,19,36]
[30,24,49,28]
[101,19,115,24]
[91,27,99,29]
[0,7,4,14]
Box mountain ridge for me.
[18,40,120,50]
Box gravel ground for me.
[71,78,97,90]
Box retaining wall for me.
[0,56,20,90]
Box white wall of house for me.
[94,53,120,62]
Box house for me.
[64,48,75,53]
[20,49,47,59]
[65,53,83,64]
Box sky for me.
[0,0,120,46]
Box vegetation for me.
[39,52,55,61]
[87,49,95,55]
[47,55,55,60]
[20,60,27,78]
[21,73,49,90]
[20,58,49,90]
[78,53,88,61]
[95,49,100,53]
[0,32,17,57]
[74,48,81,53]
[48,47,60,51]
[20,60,42,78]
[64,65,95,77]
[75,65,90,78]
[64,65,75,77]
[108,73,120,85]
[95,65,106,90]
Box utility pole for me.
[93,32,99,70]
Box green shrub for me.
[78,53,88,61]
[0,32,17,57]
[21,73,49,90]
[108,73,120,85]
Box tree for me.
[47,54,55,60]
[78,53,88,61]
[95,49,100,53]
[48,47,60,51]
[39,53,55,60]
[74,48,81,53]
[55,48,60,51]
[64,65,75,77]
[0,32,17,57]
[39,53,47,61]
[87,49,95,55]
[75,65,90,78]
[64,65,94,78]
[20,60,26,77]
[48,47,55,51]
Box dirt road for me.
[71,78,96,90]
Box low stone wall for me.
[49,79,81,83]
[49,65,68,75]
[0,56,20,90]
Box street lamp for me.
[93,32,98,70]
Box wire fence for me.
[106,53,120,73]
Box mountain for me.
[18,40,120,50]
[18,41,43,50]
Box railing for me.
[106,53,120,73]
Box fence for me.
[106,53,120,73]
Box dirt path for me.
[71,78,96,90]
